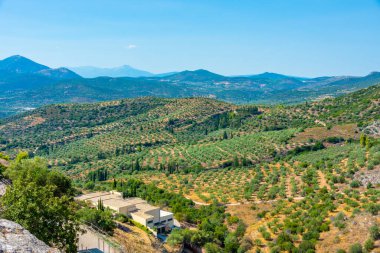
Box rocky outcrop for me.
[0,181,6,196]
[0,158,9,168]
[353,167,380,187]
[0,219,59,253]
[363,121,380,137]
[0,178,11,197]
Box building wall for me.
[78,192,175,232]
[130,213,147,227]
[160,213,174,227]
[145,208,160,223]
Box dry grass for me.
[227,203,273,226]
[113,223,162,253]
[316,213,380,253]
[291,123,359,143]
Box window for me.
[147,220,153,224]
[168,218,173,221]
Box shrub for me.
[262,231,271,241]
[364,203,380,215]
[77,207,116,234]
[204,242,221,253]
[350,180,360,188]
[237,237,253,253]
[84,181,95,190]
[227,215,240,224]
[298,240,315,252]
[348,243,362,253]
[369,225,379,240]
[364,238,374,252]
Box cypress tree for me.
[360,134,366,147]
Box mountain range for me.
[69,65,155,78]
[0,55,80,79]
[1,55,380,118]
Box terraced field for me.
[0,84,379,253]
[123,141,380,253]
[131,142,376,204]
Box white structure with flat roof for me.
[76,191,174,233]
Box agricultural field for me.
[290,123,359,143]
[106,139,380,253]
[130,142,378,204]
[0,84,379,253]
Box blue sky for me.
[0,0,379,76]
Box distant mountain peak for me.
[0,55,49,74]
[164,69,225,82]
[0,55,81,79]
[8,54,23,59]
[249,72,292,80]
[37,67,82,79]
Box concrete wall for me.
[130,213,147,227]
[145,208,160,223]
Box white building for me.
[76,191,174,233]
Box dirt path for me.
[185,196,305,206]
[318,170,330,190]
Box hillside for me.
[1,84,379,174]
[0,84,379,253]
[1,55,380,118]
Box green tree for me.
[135,159,141,171]
[1,179,78,252]
[1,157,79,252]
[113,178,117,189]
[233,156,240,167]
[365,137,372,150]
[5,157,75,197]
[97,199,105,211]
[360,134,366,148]
[15,151,29,163]
[77,207,115,234]
[224,233,239,253]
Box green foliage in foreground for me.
[77,206,115,234]
[0,156,79,253]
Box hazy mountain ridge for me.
[69,65,154,78]
[1,55,379,117]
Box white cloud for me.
[126,44,137,50]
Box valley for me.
[0,81,379,253]
[1,1,379,252]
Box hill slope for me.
[1,84,379,177]
[1,55,380,118]
[1,83,379,253]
